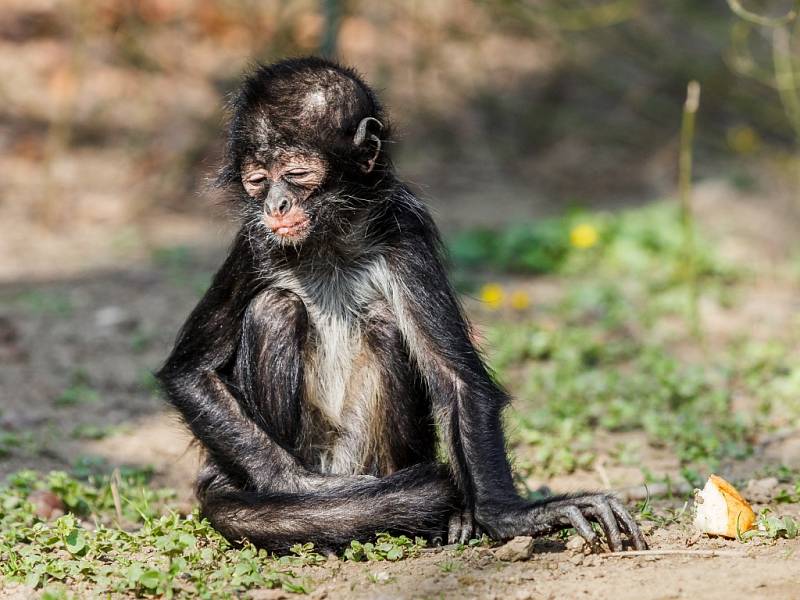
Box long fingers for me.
[607,496,648,550]
[447,512,462,545]
[448,510,477,545]
[458,510,473,545]
[540,494,646,551]
[585,501,623,552]
[560,505,598,546]
[576,494,644,551]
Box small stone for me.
[565,535,586,554]
[493,536,535,562]
[744,477,779,503]
[685,531,702,547]
[570,552,584,566]
[94,306,136,330]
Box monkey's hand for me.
[476,492,647,552]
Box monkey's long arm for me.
[383,229,647,551]
[382,236,517,510]
[157,236,312,491]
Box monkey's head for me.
[219,57,391,247]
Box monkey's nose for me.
[269,197,293,217]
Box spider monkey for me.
[157,57,646,553]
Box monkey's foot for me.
[446,509,484,545]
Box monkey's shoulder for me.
[370,185,442,250]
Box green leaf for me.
[385,547,403,561]
[139,569,161,590]
[65,529,86,555]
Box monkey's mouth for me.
[266,215,311,239]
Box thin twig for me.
[772,26,800,142]
[679,81,702,340]
[604,549,748,558]
[110,468,123,523]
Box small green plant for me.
[54,370,100,407]
[12,290,73,316]
[741,510,799,541]
[130,327,154,353]
[449,217,572,274]
[343,532,426,562]
[774,481,800,504]
[637,493,689,528]
[279,542,326,567]
[367,571,393,584]
[0,470,312,597]
[0,432,34,459]
[70,424,114,440]
[438,559,461,573]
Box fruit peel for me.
[693,474,756,538]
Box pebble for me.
[493,536,535,562]
[744,477,779,503]
[565,535,587,554]
[94,306,136,330]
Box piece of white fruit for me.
[693,474,756,538]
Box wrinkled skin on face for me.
[240,153,327,244]
[217,58,389,249]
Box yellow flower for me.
[726,125,759,155]
[480,283,504,309]
[570,223,599,249]
[510,290,530,311]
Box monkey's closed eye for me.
[247,174,267,184]
[284,169,312,179]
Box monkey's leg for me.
[198,461,459,552]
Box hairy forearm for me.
[162,369,307,488]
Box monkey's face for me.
[241,152,328,245]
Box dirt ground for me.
[1,178,800,599]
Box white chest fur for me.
[272,261,384,427]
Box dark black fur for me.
[157,57,646,553]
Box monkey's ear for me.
[353,117,383,173]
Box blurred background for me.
[1,0,800,507]
[3,0,800,276]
